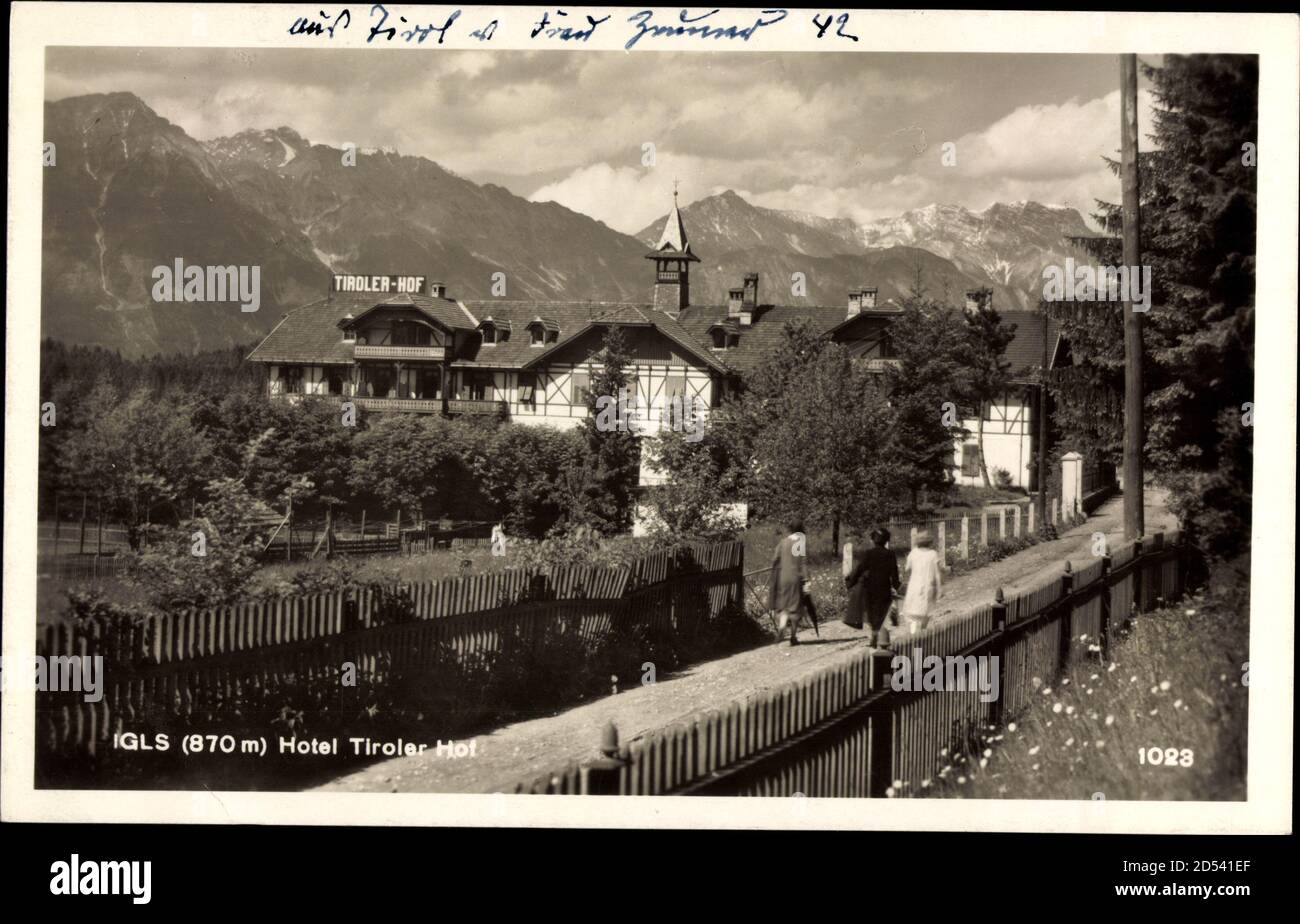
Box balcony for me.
[353,344,445,361]
[447,399,508,418]
[863,358,902,372]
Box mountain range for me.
[42,92,1098,357]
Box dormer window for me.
[343,327,356,343]
[709,323,740,350]
[479,317,510,346]
[527,317,559,347]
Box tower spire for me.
[646,188,699,318]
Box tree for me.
[570,325,641,535]
[350,415,480,522]
[58,384,215,547]
[642,426,742,542]
[882,292,974,509]
[130,477,267,611]
[962,288,1018,487]
[718,324,905,545]
[1053,54,1256,560]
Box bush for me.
[992,467,1014,489]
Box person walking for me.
[768,519,810,647]
[843,528,901,647]
[901,529,944,634]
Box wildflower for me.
[1065,737,1075,746]
[1046,721,1053,727]
[1150,685,1159,694]
[921,779,931,789]
[1079,634,1088,641]
[1007,722,1017,732]
[1062,678,1071,685]
[1042,687,1052,695]
[1089,674,1099,681]
[957,776,967,784]
[1095,740,1105,749]
[1065,706,1075,715]
[983,748,992,758]
[1053,703,1063,714]
[979,758,988,768]
[1028,746,1040,756]
[1107,663,1117,673]
[893,779,903,789]
[886,787,896,798]
[940,747,948,756]
[1086,688,1094,695]
[1185,609,1196,616]
[1173,699,1183,708]
[1149,708,1158,716]
[1105,715,1115,726]
[1130,676,1138,683]
[1031,676,1042,688]
[1031,763,1040,771]
[1088,644,1101,653]
[1159,680,1171,691]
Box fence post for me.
[1098,548,1113,662]
[998,508,1006,542]
[866,649,896,798]
[1027,501,1035,535]
[960,516,969,560]
[1051,496,1060,528]
[910,526,918,550]
[937,521,946,560]
[79,494,88,555]
[1012,505,1021,538]
[1057,560,1074,670]
[988,588,1009,729]
[980,509,988,549]
[96,501,104,557]
[581,721,628,795]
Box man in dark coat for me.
[843,528,900,646]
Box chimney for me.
[964,289,986,314]
[740,273,758,326]
[727,288,745,318]
[861,286,877,310]
[847,290,862,317]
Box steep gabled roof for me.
[647,193,699,262]
[997,310,1066,381]
[677,304,847,374]
[247,291,477,364]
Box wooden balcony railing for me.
[353,344,445,361]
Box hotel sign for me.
[332,274,428,295]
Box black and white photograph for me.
[3,4,1294,856]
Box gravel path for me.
[312,489,1175,794]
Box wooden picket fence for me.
[35,541,744,764]
[511,531,1192,795]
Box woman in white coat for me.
[901,529,943,633]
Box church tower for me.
[645,188,699,318]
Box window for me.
[530,325,545,346]
[392,321,432,346]
[463,371,491,401]
[961,443,981,477]
[416,368,442,400]
[326,369,345,395]
[482,325,496,345]
[283,366,304,394]
[342,327,356,343]
[711,329,727,349]
[727,333,740,349]
[546,329,559,344]
[571,372,591,405]
[517,372,537,407]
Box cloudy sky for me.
[46,48,1155,233]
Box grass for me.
[918,575,1248,801]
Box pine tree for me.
[963,287,1017,487]
[571,325,641,535]
[1049,54,1256,559]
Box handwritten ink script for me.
[287,6,821,47]
[625,9,789,50]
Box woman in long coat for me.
[768,519,809,646]
[844,528,901,645]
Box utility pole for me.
[1037,316,1049,534]
[1120,53,1145,540]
